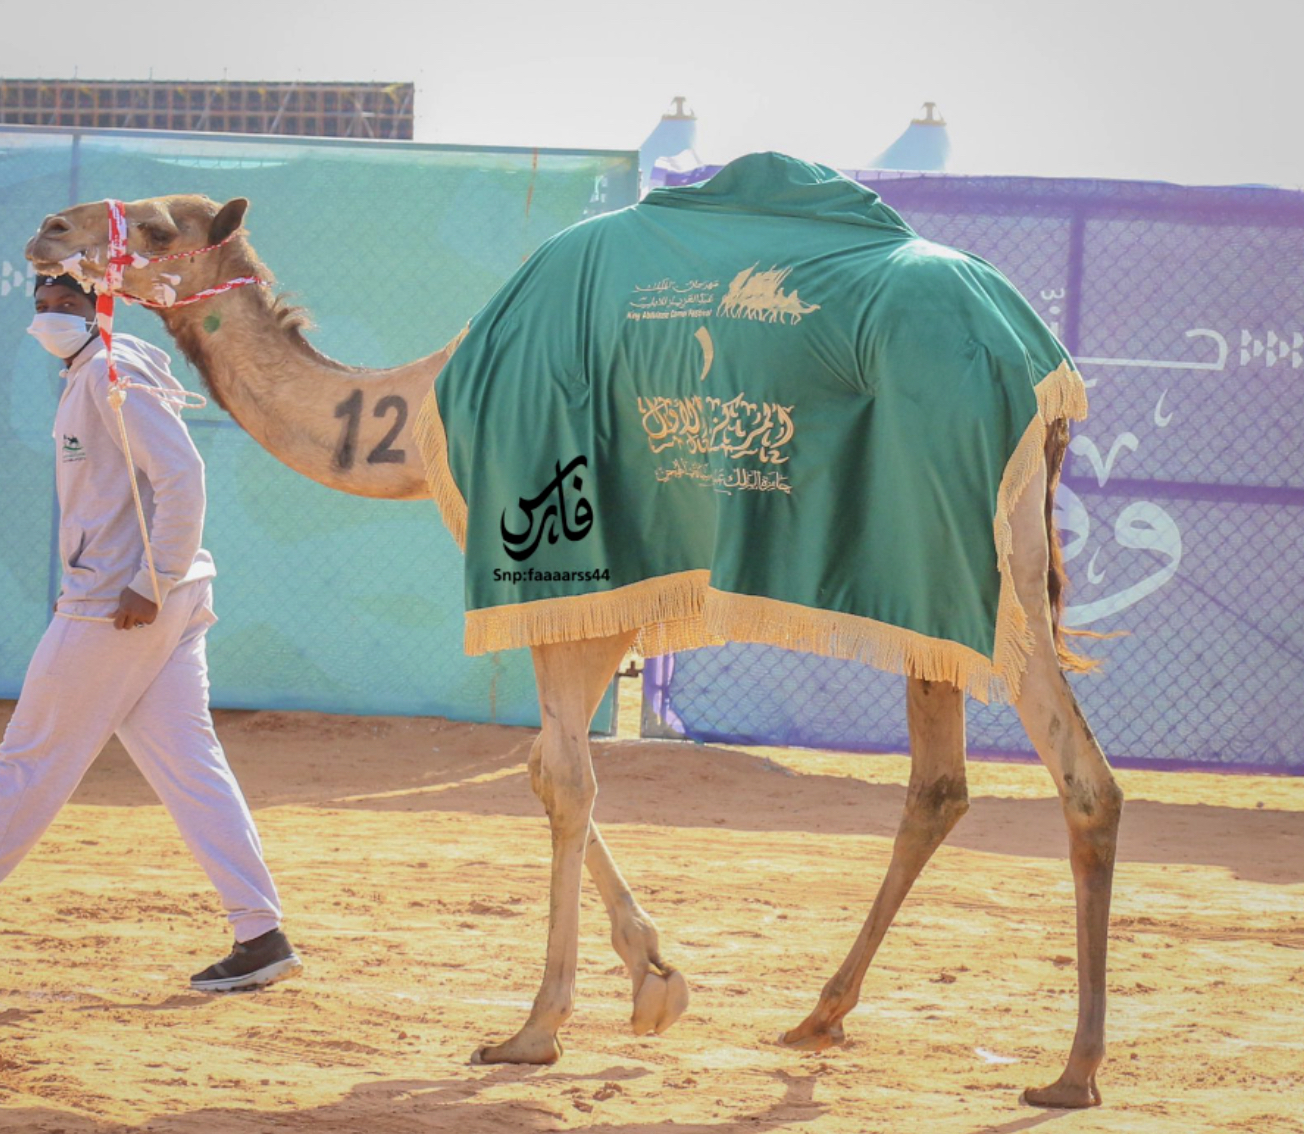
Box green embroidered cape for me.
[417,152,1087,702]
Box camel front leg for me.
[585,824,689,1035]
[781,675,968,1051]
[474,631,634,1065]
[1010,460,1123,1109]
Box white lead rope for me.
[110,383,163,610]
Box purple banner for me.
[644,171,1304,772]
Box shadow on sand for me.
[51,708,1304,886]
[0,1064,831,1134]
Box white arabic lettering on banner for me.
[1039,292,1220,627]
[1057,487,1183,626]
[1054,315,1296,625]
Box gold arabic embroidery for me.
[638,393,795,465]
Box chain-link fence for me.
[645,171,1304,771]
[0,125,638,727]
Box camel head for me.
[25,195,253,308]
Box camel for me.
[26,184,1123,1110]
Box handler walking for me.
[0,273,301,992]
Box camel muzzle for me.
[25,233,85,276]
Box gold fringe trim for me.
[988,361,1091,702]
[465,570,716,657]
[448,356,1088,707]
[413,324,472,551]
[703,588,1000,702]
[465,575,997,701]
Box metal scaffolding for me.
[0,79,414,139]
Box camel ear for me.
[209,198,248,244]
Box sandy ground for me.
[0,680,1301,1133]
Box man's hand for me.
[114,587,159,631]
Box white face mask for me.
[27,312,98,360]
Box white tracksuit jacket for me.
[53,333,214,617]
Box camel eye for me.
[140,223,174,247]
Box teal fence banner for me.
[0,126,638,727]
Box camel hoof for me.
[658,969,690,1034]
[777,1020,846,1052]
[1021,1078,1101,1109]
[472,1033,563,1066]
[631,969,690,1036]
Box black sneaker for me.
[190,927,303,992]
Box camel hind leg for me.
[1010,456,1123,1109]
[586,825,689,1036]
[474,630,686,1064]
[780,673,968,1050]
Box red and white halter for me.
[96,197,265,393]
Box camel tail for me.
[1044,418,1108,672]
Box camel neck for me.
[158,283,442,501]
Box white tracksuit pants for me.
[0,579,282,942]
